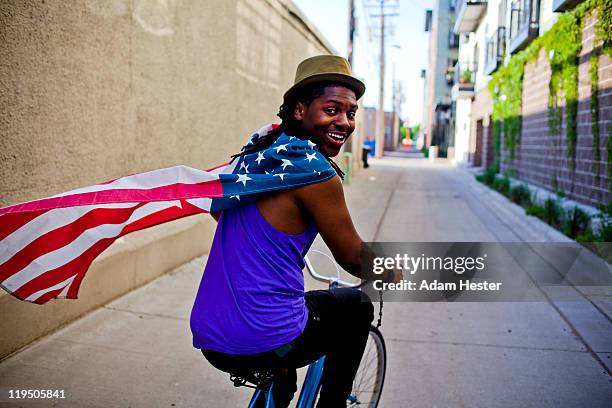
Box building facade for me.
[363,107,400,152]
[451,0,610,206]
[421,0,460,155]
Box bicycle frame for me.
[248,384,275,408]
[295,355,326,407]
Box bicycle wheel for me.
[310,326,386,407]
[347,325,386,407]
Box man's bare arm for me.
[294,176,364,278]
[294,176,402,283]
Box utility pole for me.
[376,0,385,158]
[344,0,356,154]
[392,62,396,118]
[348,0,355,67]
[366,0,398,158]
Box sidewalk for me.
[1,157,611,407]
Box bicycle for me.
[229,251,387,408]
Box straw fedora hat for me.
[284,55,366,100]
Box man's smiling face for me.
[294,86,358,157]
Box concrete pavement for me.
[1,157,611,407]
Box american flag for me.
[0,125,335,304]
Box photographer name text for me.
[373,279,503,291]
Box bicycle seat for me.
[229,368,276,390]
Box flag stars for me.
[281,159,294,170]
[274,173,287,181]
[239,162,250,173]
[305,152,318,163]
[307,140,316,149]
[275,144,288,153]
[255,151,265,165]
[236,174,252,186]
[230,195,241,201]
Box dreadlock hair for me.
[230,81,354,179]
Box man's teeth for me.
[327,132,345,141]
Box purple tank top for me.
[190,202,318,354]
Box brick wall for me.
[500,11,611,207]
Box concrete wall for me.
[0,0,334,359]
[454,97,472,164]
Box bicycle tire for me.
[347,325,386,407]
[312,325,387,408]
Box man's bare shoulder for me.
[293,175,343,201]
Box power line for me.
[363,0,399,157]
[357,0,379,73]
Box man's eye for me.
[325,108,337,114]
[347,112,356,119]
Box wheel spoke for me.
[348,328,386,407]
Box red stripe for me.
[66,269,86,299]
[0,209,47,241]
[14,238,114,300]
[14,203,205,303]
[33,287,66,304]
[0,204,145,283]
[62,203,203,301]
[0,179,223,216]
[117,201,204,236]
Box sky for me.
[292,0,434,126]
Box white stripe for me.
[185,198,213,211]
[210,164,231,175]
[0,203,140,266]
[58,280,72,298]
[48,165,221,198]
[3,201,183,291]
[220,160,239,175]
[25,274,76,302]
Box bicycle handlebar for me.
[303,254,362,288]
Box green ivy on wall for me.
[542,11,582,171]
[489,0,611,184]
[594,0,612,189]
[594,0,612,57]
[489,54,525,166]
[590,53,600,183]
[607,132,612,191]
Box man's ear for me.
[293,102,306,121]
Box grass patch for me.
[509,184,532,207]
[475,171,610,260]
[492,176,511,195]
[562,206,591,239]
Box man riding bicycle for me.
[190,55,388,407]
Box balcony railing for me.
[451,61,477,99]
[509,0,539,53]
[453,0,488,34]
[449,32,460,49]
[553,0,582,11]
[484,27,506,75]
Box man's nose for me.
[334,113,349,129]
